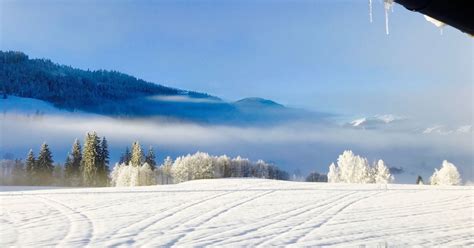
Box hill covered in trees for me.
[0,51,216,114]
[0,51,328,124]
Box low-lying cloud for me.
[0,113,472,183]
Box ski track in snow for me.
[32,195,95,247]
[1,179,473,247]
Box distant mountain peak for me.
[234,97,284,108]
[347,114,406,129]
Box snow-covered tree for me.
[139,162,155,186]
[430,160,461,186]
[170,152,289,183]
[327,151,394,184]
[337,150,370,183]
[216,155,231,178]
[130,141,143,167]
[171,152,216,183]
[111,162,155,187]
[374,160,393,184]
[157,156,173,184]
[110,163,123,186]
[327,163,340,183]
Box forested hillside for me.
[0,51,216,114]
[0,51,327,123]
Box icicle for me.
[384,0,394,35]
[368,0,373,23]
[440,27,443,35]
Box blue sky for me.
[1,0,472,122]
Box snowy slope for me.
[0,95,93,117]
[1,179,472,247]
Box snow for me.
[423,125,473,135]
[350,117,367,127]
[0,96,71,116]
[424,15,445,28]
[1,179,472,247]
[348,114,405,129]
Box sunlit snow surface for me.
[1,179,473,247]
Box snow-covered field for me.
[1,179,473,247]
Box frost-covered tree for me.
[111,162,155,187]
[171,152,215,183]
[327,163,340,183]
[216,155,231,178]
[327,151,394,184]
[157,156,173,184]
[194,152,215,180]
[139,162,155,186]
[36,143,54,185]
[130,141,143,167]
[337,151,371,183]
[374,160,393,184]
[430,160,461,186]
[170,152,288,183]
[145,146,157,171]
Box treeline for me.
[0,134,290,187]
[169,152,289,183]
[111,150,290,186]
[325,150,463,186]
[0,132,110,186]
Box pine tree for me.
[97,137,110,186]
[130,141,143,167]
[36,143,54,185]
[25,149,36,184]
[64,153,73,182]
[64,139,83,186]
[145,146,157,171]
[81,132,100,186]
[416,175,424,185]
[100,137,110,166]
[119,147,131,165]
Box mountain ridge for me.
[0,51,327,124]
